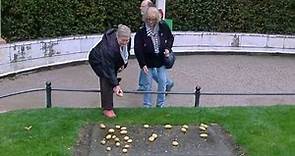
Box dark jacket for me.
[134,21,174,68]
[88,28,131,87]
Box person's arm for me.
[127,37,131,53]
[102,55,119,88]
[162,22,174,51]
[104,57,122,97]
[134,31,147,69]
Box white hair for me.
[116,24,131,38]
[143,7,160,23]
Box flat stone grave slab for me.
[74,123,244,156]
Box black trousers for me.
[99,77,113,110]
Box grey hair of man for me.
[116,24,131,38]
[143,7,161,24]
[140,0,155,15]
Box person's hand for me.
[143,65,149,74]
[164,49,170,57]
[113,85,123,97]
[118,65,125,73]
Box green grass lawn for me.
[0,105,295,156]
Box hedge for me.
[167,0,295,34]
[1,0,294,42]
[1,0,141,41]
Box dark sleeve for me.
[134,31,146,68]
[100,34,119,88]
[103,55,119,88]
[162,22,174,50]
[127,37,131,53]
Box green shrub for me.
[1,0,141,41]
[166,0,295,34]
[1,0,294,42]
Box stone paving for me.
[73,123,242,156]
[1,54,295,112]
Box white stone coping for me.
[0,31,294,77]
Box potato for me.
[182,125,189,129]
[120,130,128,134]
[105,134,112,140]
[115,125,121,129]
[172,140,179,146]
[127,139,133,143]
[124,136,130,141]
[108,128,115,133]
[100,140,106,145]
[106,146,111,151]
[164,124,172,129]
[200,133,208,138]
[181,127,187,133]
[100,123,106,129]
[114,137,120,142]
[151,133,158,138]
[122,148,128,153]
[148,136,155,142]
[199,126,207,131]
[200,123,208,128]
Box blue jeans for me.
[138,68,173,91]
[142,66,167,107]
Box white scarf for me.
[120,45,128,64]
[146,24,160,54]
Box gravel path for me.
[1,54,295,111]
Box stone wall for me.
[0,32,294,76]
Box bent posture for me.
[88,24,131,118]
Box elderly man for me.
[140,0,154,15]
[88,24,131,118]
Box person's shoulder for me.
[159,20,169,29]
[138,24,145,31]
[160,20,167,25]
[135,25,145,34]
[105,28,116,35]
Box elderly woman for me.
[134,7,174,108]
[88,24,131,118]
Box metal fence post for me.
[45,81,52,108]
[195,86,201,107]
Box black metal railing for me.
[0,88,45,99]
[1,81,295,109]
[45,82,200,107]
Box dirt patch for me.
[73,123,245,156]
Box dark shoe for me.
[156,104,164,108]
[166,82,174,92]
[103,110,116,118]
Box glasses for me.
[140,4,147,9]
[147,18,157,22]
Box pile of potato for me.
[99,123,210,153]
[99,124,132,153]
